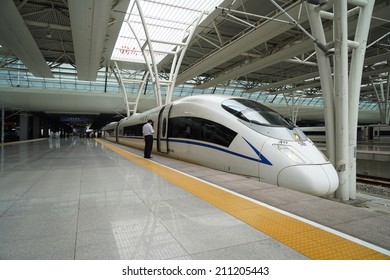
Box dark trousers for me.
[144,135,153,158]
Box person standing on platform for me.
[142,119,154,158]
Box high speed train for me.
[102,95,339,196]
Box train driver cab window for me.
[222,98,295,129]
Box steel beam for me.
[245,72,320,93]
[177,2,307,85]
[165,12,205,104]
[0,0,53,78]
[68,0,113,81]
[196,39,314,89]
[133,0,162,107]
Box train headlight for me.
[274,144,307,164]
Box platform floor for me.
[0,138,389,260]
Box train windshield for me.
[222,99,295,129]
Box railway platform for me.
[316,143,390,179]
[0,137,389,260]
[356,144,390,179]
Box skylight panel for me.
[111,0,224,65]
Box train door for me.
[373,126,380,142]
[157,104,172,153]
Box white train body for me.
[103,95,338,196]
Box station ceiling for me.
[0,0,389,125]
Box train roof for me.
[102,121,118,130]
[173,94,245,105]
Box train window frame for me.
[123,123,144,137]
[221,98,295,129]
[168,116,237,147]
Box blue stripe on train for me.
[119,136,272,166]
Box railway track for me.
[356,175,390,188]
[356,175,390,197]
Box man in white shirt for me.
[142,119,154,158]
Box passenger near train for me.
[103,95,339,196]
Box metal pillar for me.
[282,92,303,125]
[305,3,337,166]
[132,0,162,107]
[305,0,375,200]
[165,12,204,104]
[376,73,390,125]
[113,61,149,117]
[1,107,3,173]
[386,72,390,124]
[387,73,390,125]
[348,0,375,199]
[118,1,205,111]
[1,106,4,144]
[334,0,349,200]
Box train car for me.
[103,95,339,196]
[370,125,390,142]
[102,121,118,142]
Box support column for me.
[42,121,49,138]
[305,4,336,165]
[113,61,149,117]
[305,0,375,200]
[334,0,349,201]
[387,72,390,125]
[1,106,4,144]
[19,112,29,141]
[120,0,205,111]
[32,116,40,139]
[1,107,4,173]
[348,0,375,199]
[132,0,162,107]
[165,12,204,104]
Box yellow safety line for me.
[96,139,390,260]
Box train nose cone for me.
[277,164,339,196]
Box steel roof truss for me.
[177,2,308,85]
[0,0,53,78]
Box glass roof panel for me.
[111,0,225,64]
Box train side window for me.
[106,129,114,136]
[168,117,237,147]
[123,124,143,137]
